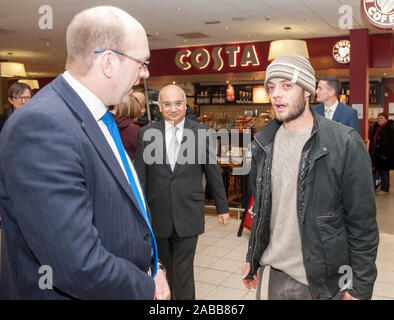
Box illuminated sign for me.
[362,0,394,29]
[332,40,351,64]
[175,45,260,71]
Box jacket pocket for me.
[191,192,205,201]
[317,206,349,276]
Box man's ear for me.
[304,90,311,100]
[8,97,13,105]
[100,51,117,79]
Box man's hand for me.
[218,213,229,227]
[154,269,171,300]
[241,263,259,289]
[342,291,359,300]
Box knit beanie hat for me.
[264,54,316,101]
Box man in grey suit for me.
[0,6,169,300]
[313,76,361,135]
[135,85,229,300]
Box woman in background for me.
[369,113,394,195]
[113,92,146,160]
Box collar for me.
[165,118,185,132]
[63,71,107,121]
[324,99,338,113]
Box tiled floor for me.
[195,171,394,300]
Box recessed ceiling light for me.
[205,20,221,25]
[265,16,271,21]
[177,7,182,11]
[155,32,160,36]
[224,25,229,29]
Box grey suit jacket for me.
[0,75,155,299]
[134,119,229,238]
[312,102,361,135]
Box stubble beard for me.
[274,92,307,123]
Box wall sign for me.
[332,40,351,64]
[175,45,260,72]
[361,0,394,29]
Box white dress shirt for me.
[165,119,185,163]
[62,71,146,210]
[324,100,339,120]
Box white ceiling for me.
[0,0,392,77]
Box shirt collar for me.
[324,99,339,113]
[165,118,185,132]
[63,71,107,121]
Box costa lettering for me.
[175,45,260,71]
[332,40,351,64]
[362,0,394,29]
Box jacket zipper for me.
[250,137,268,276]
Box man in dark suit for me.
[135,84,229,300]
[313,76,361,134]
[0,6,169,300]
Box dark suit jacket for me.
[312,102,361,135]
[134,119,229,238]
[0,75,155,299]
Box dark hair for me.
[8,82,32,98]
[320,76,340,96]
[378,113,388,120]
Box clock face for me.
[332,40,351,64]
[362,0,394,30]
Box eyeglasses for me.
[94,49,149,69]
[12,96,31,102]
[161,100,185,109]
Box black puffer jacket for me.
[245,112,379,300]
[369,120,394,170]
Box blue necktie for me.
[101,110,158,277]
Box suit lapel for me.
[158,120,173,174]
[51,75,146,219]
[332,103,344,122]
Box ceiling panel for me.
[0,0,391,77]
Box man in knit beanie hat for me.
[242,54,378,300]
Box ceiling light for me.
[265,16,271,21]
[205,20,221,25]
[177,7,182,11]
[0,62,26,77]
[224,25,229,29]
[284,26,292,30]
[18,79,40,90]
[268,39,309,61]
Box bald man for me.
[135,85,229,300]
[0,6,169,300]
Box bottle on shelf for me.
[339,88,347,104]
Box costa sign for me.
[332,40,351,64]
[175,45,260,71]
[362,0,394,29]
